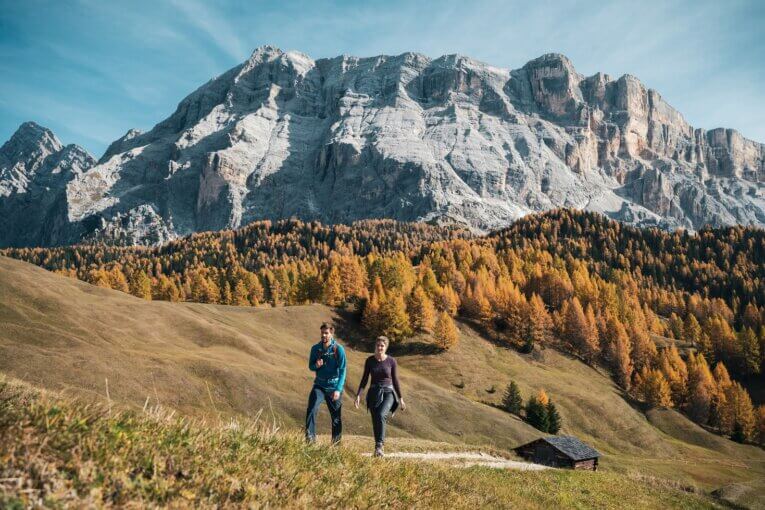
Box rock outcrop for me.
[0,122,96,246]
[1,48,763,247]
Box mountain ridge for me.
[1,46,763,247]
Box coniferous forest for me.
[3,210,764,444]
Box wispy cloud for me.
[167,0,247,61]
[0,86,127,149]
[1,0,763,150]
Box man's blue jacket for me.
[308,338,347,392]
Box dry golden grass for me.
[0,376,726,509]
[1,255,763,508]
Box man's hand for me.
[332,390,340,401]
[315,358,324,368]
[354,395,361,409]
[400,398,407,411]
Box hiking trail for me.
[361,451,550,470]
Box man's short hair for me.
[320,322,335,332]
[376,336,390,348]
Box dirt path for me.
[362,451,551,470]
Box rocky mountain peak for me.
[1,121,63,165]
[523,52,577,72]
[100,128,144,163]
[0,47,763,248]
[247,44,283,61]
[519,53,584,117]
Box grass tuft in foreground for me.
[0,376,722,509]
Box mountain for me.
[1,47,764,247]
[0,122,96,246]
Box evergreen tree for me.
[379,291,412,341]
[420,266,442,298]
[362,288,382,336]
[502,380,523,414]
[741,303,762,331]
[154,275,181,302]
[629,322,657,372]
[713,362,733,389]
[129,270,152,301]
[525,396,550,433]
[683,314,702,347]
[731,421,747,443]
[107,267,129,293]
[462,282,493,323]
[582,304,601,363]
[233,280,250,306]
[407,285,436,332]
[435,284,460,317]
[494,281,526,343]
[606,315,633,390]
[527,293,553,345]
[203,276,220,304]
[698,332,714,362]
[337,256,368,301]
[243,272,264,305]
[721,382,756,441]
[88,269,111,289]
[433,310,459,350]
[634,367,673,408]
[756,406,765,446]
[705,315,737,368]
[563,297,599,363]
[686,352,715,424]
[659,345,688,405]
[669,313,684,339]
[711,362,734,433]
[322,265,344,306]
[546,400,562,434]
[221,281,233,305]
[737,327,761,376]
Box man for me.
[305,322,347,444]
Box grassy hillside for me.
[1,255,764,507]
[399,327,765,489]
[0,377,725,509]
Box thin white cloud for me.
[167,0,247,61]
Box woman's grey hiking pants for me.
[371,388,395,448]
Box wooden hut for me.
[514,436,601,470]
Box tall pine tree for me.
[502,381,523,414]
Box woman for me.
[354,336,406,457]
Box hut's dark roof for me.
[517,436,601,461]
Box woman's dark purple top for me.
[357,356,402,398]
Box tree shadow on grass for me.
[330,307,445,356]
[389,341,444,356]
[331,307,371,352]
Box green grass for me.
[0,377,724,509]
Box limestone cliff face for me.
[0,122,95,246]
[1,48,763,247]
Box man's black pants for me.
[305,385,342,443]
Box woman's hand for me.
[354,394,361,409]
[399,398,406,411]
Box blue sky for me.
[1,0,763,157]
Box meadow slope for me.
[0,376,726,509]
[1,256,763,507]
